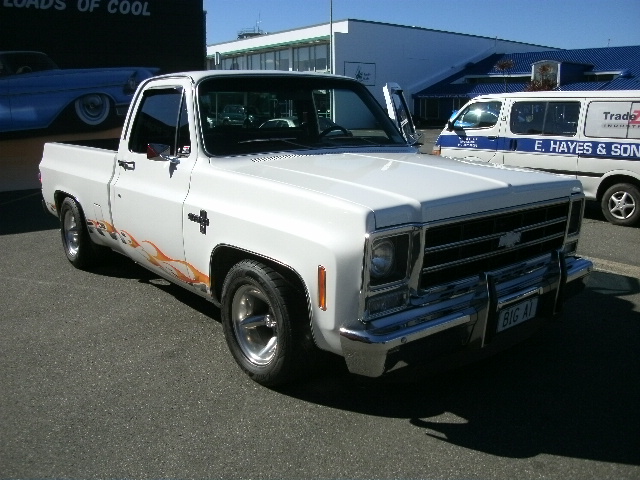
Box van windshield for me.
[453,101,501,129]
[197,75,406,156]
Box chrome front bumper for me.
[339,252,592,377]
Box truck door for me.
[111,80,199,285]
[439,100,503,162]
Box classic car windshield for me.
[198,75,406,156]
[0,52,58,76]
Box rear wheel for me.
[601,183,640,226]
[60,197,105,269]
[221,260,313,386]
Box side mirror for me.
[147,143,180,165]
[383,82,419,145]
[446,109,459,131]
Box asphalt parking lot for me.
[1,187,639,479]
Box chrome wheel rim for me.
[608,190,636,220]
[63,210,80,258]
[75,94,109,125]
[231,284,278,366]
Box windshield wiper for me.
[238,137,305,147]
[318,136,397,147]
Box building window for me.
[466,76,526,84]
[584,73,617,82]
[214,44,326,72]
[314,44,328,72]
[275,49,289,71]
[221,56,244,70]
[293,44,329,72]
[417,97,468,123]
[247,53,260,70]
[531,61,559,84]
[261,51,275,70]
[293,47,311,71]
[424,99,439,118]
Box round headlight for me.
[371,239,395,279]
[125,73,139,93]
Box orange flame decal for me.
[86,225,210,289]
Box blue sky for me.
[204,0,640,49]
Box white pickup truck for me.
[40,71,592,386]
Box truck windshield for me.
[197,75,406,156]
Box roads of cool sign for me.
[2,0,152,15]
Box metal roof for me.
[415,45,640,98]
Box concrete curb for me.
[587,256,640,278]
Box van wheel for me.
[601,183,640,226]
[221,260,312,386]
[60,197,105,269]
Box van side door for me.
[439,100,503,162]
[503,99,582,177]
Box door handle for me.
[487,136,498,140]
[118,160,135,170]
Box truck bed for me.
[39,141,119,227]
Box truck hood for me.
[233,151,581,229]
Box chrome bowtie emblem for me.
[498,231,522,248]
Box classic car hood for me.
[235,151,581,228]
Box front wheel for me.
[601,183,640,226]
[221,260,313,386]
[60,197,104,269]
[74,93,111,126]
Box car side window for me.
[511,101,580,136]
[176,95,191,156]
[511,102,545,134]
[453,101,501,129]
[129,87,189,155]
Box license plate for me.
[497,297,538,333]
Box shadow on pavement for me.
[4,185,638,466]
[0,189,58,235]
[280,271,640,465]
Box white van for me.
[433,90,640,226]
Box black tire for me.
[221,260,313,386]
[600,183,640,226]
[59,197,105,269]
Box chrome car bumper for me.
[340,252,592,377]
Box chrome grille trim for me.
[423,231,566,273]
[424,217,567,254]
[420,199,570,290]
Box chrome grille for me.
[421,201,569,290]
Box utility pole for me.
[329,0,333,73]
